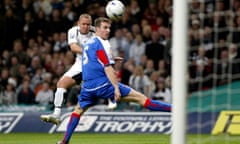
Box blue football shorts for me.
[78,82,131,109]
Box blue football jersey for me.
[82,36,115,87]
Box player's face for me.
[78,17,91,34]
[97,22,111,40]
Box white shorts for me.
[63,60,82,84]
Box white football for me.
[105,0,125,21]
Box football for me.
[105,0,125,21]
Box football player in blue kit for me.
[57,17,171,144]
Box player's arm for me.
[69,43,82,54]
[68,27,82,54]
[104,66,121,101]
[97,48,121,101]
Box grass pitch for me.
[1,133,240,144]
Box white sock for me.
[53,88,67,116]
[53,107,61,117]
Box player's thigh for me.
[58,62,82,87]
[97,83,130,100]
[78,89,98,109]
[57,76,76,88]
[121,89,147,105]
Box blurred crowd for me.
[0,0,240,110]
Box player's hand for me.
[114,88,121,102]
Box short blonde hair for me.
[79,13,92,21]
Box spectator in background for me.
[33,0,52,17]
[152,77,172,104]
[62,51,75,70]
[46,9,66,37]
[139,54,148,68]
[53,32,68,53]
[157,0,172,27]
[194,47,209,68]
[128,0,142,24]
[144,59,155,77]
[189,46,211,92]
[0,77,17,105]
[129,34,146,65]
[27,56,42,77]
[121,59,135,85]
[0,68,10,89]
[189,18,201,47]
[43,53,54,73]
[34,9,47,36]
[17,0,35,22]
[62,1,75,29]
[216,49,229,86]
[51,0,64,10]
[157,59,170,78]
[122,29,134,59]
[189,0,203,15]
[1,50,10,66]
[141,24,152,42]
[114,58,123,82]
[109,28,128,57]
[35,34,46,50]
[22,12,36,41]
[230,16,240,44]
[129,65,151,96]
[31,68,45,91]
[228,43,240,80]
[202,26,214,58]
[1,8,22,51]
[189,61,211,92]
[148,71,159,98]
[71,0,85,18]
[9,55,20,77]
[17,79,35,105]
[212,11,228,41]
[7,39,30,67]
[228,43,240,61]
[35,81,53,105]
[145,31,165,69]
[131,23,141,36]
[151,16,164,31]
[16,64,27,85]
[142,0,158,25]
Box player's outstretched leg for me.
[143,98,171,112]
[40,88,66,125]
[57,112,81,144]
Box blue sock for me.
[62,112,80,143]
[144,98,171,112]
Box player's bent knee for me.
[57,76,76,88]
[73,104,85,115]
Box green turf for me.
[1,133,240,144]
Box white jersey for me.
[63,26,95,80]
[68,26,95,68]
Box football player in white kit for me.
[40,14,116,125]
